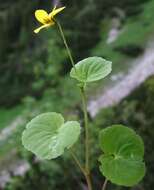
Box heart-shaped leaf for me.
[70,57,112,83]
[22,112,81,160]
[99,125,145,187]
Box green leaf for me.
[70,57,112,83]
[22,112,81,160]
[99,125,145,187]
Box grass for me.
[0,105,24,130]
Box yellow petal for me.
[49,6,65,18]
[35,10,50,24]
[34,23,53,34]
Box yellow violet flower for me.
[34,6,65,34]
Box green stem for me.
[56,20,92,190]
[70,150,92,190]
[56,20,76,71]
[70,149,85,175]
[80,86,93,190]
[102,179,108,190]
[80,87,89,172]
[85,173,92,190]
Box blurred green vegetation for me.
[0,0,151,106]
[4,75,154,190]
[0,105,23,129]
[94,76,154,190]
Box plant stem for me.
[80,87,92,190]
[70,149,85,175]
[80,87,89,172]
[56,20,76,71]
[85,173,92,190]
[56,20,92,190]
[102,179,108,190]
[70,150,92,190]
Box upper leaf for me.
[70,57,112,83]
[99,125,145,187]
[22,112,81,160]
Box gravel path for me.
[0,116,27,188]
[0,160,30,188]
[0,117,23,141]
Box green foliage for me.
[93,76,154,189]
[99,125,145,186]
[95,0,148,17]
[4,155,81,190]
[22,112,81,159]
[0,105,23,129]
[70,57,112,83]
[0,1,67,106]
[0,0,149,106]
[5,76,154,190]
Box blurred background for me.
[0,0,154,189]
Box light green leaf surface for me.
[99,125,145,187]
[22,112,81,160]
[70,57,112,83]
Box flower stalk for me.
[80,86,92,190]
[102,179,108,190]
[56,20,92,190]
[55,20,77,72]
[80,86,90,172]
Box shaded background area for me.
[0,0,154,189]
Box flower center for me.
[43,18,52,24]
